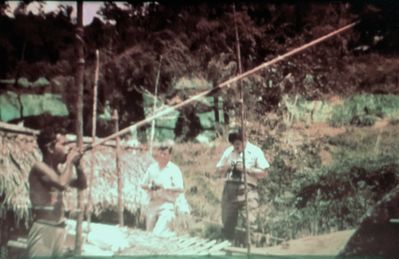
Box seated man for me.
[141,140,184,237]
[28,127,87,258]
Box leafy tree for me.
[1,1,399,136]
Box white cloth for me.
[175,193,191,215]
[216,141,270,182]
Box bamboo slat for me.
[0,121,39,135]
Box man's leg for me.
[52,227,67,257]
[221,182,240,241]
[145,205,158,231]
[28,222,51,257]
[152,208,175,237]
[240,186,260,246]
[28,222,66,257]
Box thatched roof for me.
[64,145,153,215]
[0,121,153,223]
[0,122,40,223]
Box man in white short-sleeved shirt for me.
[141,141,184,237]
[216,128,270,244]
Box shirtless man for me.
[28,127,87,257]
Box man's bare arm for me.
[69,163,87,190]
[33,148,82,190]
[33,161,75,190]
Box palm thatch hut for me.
[0,122,40,256]
[0,121,153,255]
[64,138,154,219]
[0,122,40,223]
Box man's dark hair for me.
[36,126,66,153]
[154,140,174,153]
[228,128,244,144]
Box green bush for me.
[330,94,399,127]
[278,94,399,127]
[173,94,399,245]
[256,126,399,242]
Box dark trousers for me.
[221,181,259,242]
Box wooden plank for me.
[176,234,191,241]
[187,240,218,255]
[186,238,209,248]
[176,237,200,248]
[180,239,230,256]
[76,224,233,256]
[0,121,39,135]
[7,240,27,249]
[17,237,27,243]
[196,239,217,250]
[389,218,399,224]
[208,240,232,253]
[199,240,232,256]
[176,239,211,254]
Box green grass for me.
[171,108,399,246]
[330,94,399,127]
[280,94,399,127]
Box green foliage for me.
[2,2,399,137]
[330,94,399,127]
[350,114,378,127]
[0,91,68,121]
[255,123,399,243]
[279,95,337,125]
[275,94,399,128]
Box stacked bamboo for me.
[65,220,230,256]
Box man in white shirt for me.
[216,128,270,244]
[141,141,184,237]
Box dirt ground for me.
[263,229,354,256]
[227,229,355,256]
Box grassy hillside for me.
[173,94,399,246]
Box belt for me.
[32,206,54,211]
[35,219,66,228]
[225,179,257,188]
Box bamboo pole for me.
[86,49,100,232]
[74,1,85,255]
[233,3,251,255]
[86,21,357,149]
[113,110,124,226]
[149,56,163,154]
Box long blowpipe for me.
[85,21,357,150]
